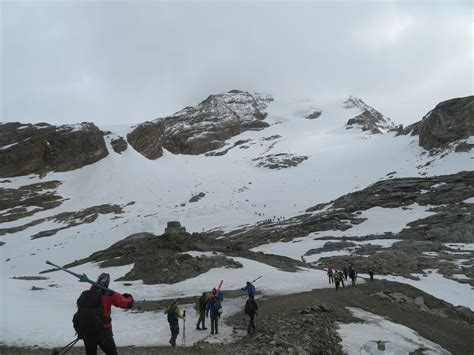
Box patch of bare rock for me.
[253,153,308,169]
[0,180,64,223]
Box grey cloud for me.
[1,1,472,126]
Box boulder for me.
[110,136,128,154]
[0,122,108,178]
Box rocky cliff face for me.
[127,90,273,159]
[401,96,474,151]
[344,96,396,133]
[416,96,473,150]
[0,122,108,177]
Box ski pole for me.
[51,337,80,355]
[45,260,117,294]
[182,310,186,347]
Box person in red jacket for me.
[73,273,134,355]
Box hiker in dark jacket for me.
[342,265,349,281]
[196,292,208,330]
[164,301,185,347]
[334,270,342,291]
[206,290,222,334]
[72,273,134,355]
[368,267,374,281]
[349,265,357,286]
[244,295,258,334]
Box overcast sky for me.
[1,0,472,126]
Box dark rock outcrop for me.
[110,136,128,154]
[417,96,474,150]
[127,121,164,159]
[253,153,308,169]
[0,122,108,177]
[344,96,395,133]
[305,110,322,120]
[127,90,273,159]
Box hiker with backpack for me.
[327,265,334,284]
[368,267,374,281]
[349,265,357,286]
[244,295,258,334]
[333,269,342,291]
[164,300,185,347]
[338,270,345,288]
[241,281,256,298]
[206,288,223,334]
[72,273,134,355]
[196,292,209,330]
[342,265,349,281]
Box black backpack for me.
[244,298,256,315]
[77,289,104,336]
[167,305,178,325]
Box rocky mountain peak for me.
[127,90,273,158]
[344,96,396,134]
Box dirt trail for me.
[1,280,472,354]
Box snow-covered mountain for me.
[0,92,472,352]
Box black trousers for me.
[83,328,117,355]
[247,313,256,333]
[197,310,206,328]
[210,315,219,334]
[169,324,179,346]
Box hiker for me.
[334,270,342,291]
[301,255,306,263]
[241,281,256,298]
[327,265,334,284]
[349,265,357,286]
[196,292,208,330]
[206,288,223,334]
[72,273,134,355]
[164,300,185,347]
[338,270,345,288]
[342,265,348,281]
[368,267,374,281]
[244,295,258,334]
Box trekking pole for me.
[45,260,116,294]
[51,337,80,355]
[182,310,186,347]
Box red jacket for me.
[74,286,134,329]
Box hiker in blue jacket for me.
[206,288,222,334]
[241,281,256,297]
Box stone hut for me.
[164,221,186,235]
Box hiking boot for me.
[211,331,214,334]
[196,326,202,330]
[202,327,208,330]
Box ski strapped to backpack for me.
[251,275,263,283]
[45,260,116,294]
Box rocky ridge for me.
[0,122,108,178]
[127,90,273,159]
